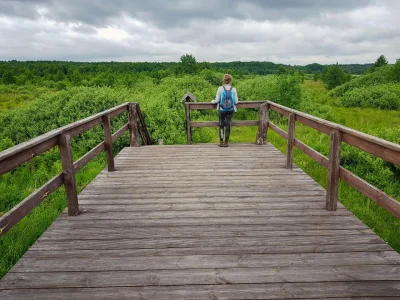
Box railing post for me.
[286,113,295,169]
[256,102,269,145]
[326,129,342,211]
[102,115,115,172]
[129,103,140,147]
[59,133,79,216]
[185,102,192,145]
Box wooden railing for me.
[185,101,268,145]
[186,100,400,219]
[0,102,151,237]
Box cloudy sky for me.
[0,0,399,64]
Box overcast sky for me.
[0,0,399,65]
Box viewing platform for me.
[0,101,399,299]
[1,144,399,299]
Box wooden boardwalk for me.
[1,144,399,299]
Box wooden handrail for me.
[185,101,269,145]
[266,101,400,218]
[0,102,150,237]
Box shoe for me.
[219,141,224,147]
[224,141,229,147]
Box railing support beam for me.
[185,103,192,145]
[286,113,295,169]
[103,115,115,172]
[129,103,140,147]
[59,133,79,216]
[326,129,341,211]
[256,103,269,145]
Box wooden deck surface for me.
[1,144,399,299]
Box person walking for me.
[211,74,238,147]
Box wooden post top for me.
[180,92,197,103]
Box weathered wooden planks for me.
[1,144,399,299]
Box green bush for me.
[322,65,351,90]
[338,83,400,109]
[330,64,399,98]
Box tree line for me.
[0,54,375,88]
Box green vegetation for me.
[331,58,400,109]
[0,58,399,279]
[321,64,352,90]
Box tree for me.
[322,65,351,90]
[374,55,388,68]
[390,59,400,82]
[70,68,82,85]
[179,54,197,74]
[369,55,389,73]
[313,73,320,81]
[2,71,16,85]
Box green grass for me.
[0,154,108,278]
[0,85,55,111]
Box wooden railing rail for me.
[0,102,150,237]
[266,101,400,218]
[185,101,269,145]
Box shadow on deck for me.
[1,144,399,299]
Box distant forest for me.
[0,60,373,87]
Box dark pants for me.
[219,111,233,142]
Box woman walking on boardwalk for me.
[211,74,239,147]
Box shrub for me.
[338,83,400,109]
[322,65,351,90]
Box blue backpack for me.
[219,86,235,112]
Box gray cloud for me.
[0,0,399,64]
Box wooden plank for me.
[65,116,103,137]
[326,130,341,211]
[3,264,400,290]
[294,138,329,168]
[256,102,269,145]
[9,251,400,273]
[128,103,140,147]
[0,136,58,175]
[102,115,115,172]
[1,282,399,300]
[0,174,63,238]
[59,133,79,216]
[51,215,359,228]
[295,114,333,135]
[111,123,129,143]
[73,141,105,173]
[58,209,350,221]
[340,167,400,218]
[78,190,327,199]
[45,221,366,234]
[268,103,290,117]
[340,126,400,153]
[342,131,400,166]
[191,120,259,128]
[38,227,366,241]
[268,122,288,139]
[286,113,295,169]
[29,234,385,251]
[23,242,391,259]
[78,203,339,213]
[268,101,336,135]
